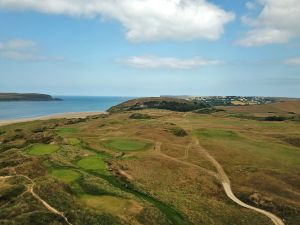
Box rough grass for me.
[50,169,80,183]
[27,144,59,156]
[194,128,240,139]
[103,139,150,151]
[2,107,300,225]
[76,156,107,173]
[129,113,152,119]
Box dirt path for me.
[184,143,191,159]
[194,139,285,225]
[154,142,218,178]
[0,175,72,225]
[118,169,134,181]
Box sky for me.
[0,0,300,97]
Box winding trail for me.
[0,175,72,225]
[193,139,285,225]
[154,142,218,178]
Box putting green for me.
[27,144,59,156]
[77,156,106,172]
[79,195,141,215]
[103,139,149,151]
[65,138,81,145]
[51,169,80,183]
[56,127,78,136]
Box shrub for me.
[169,127,188,137]
[194,107,224,114]
[129,113,152,119]
[0,184,26,201]
[32,127,46,133]
[14,129,23,132]
[264,116,286,121]
[77,177,110,195]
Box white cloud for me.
[0,0,235,42]
[124,55,221,69]
[0,39,63,61]
[246,1,256,10]
[285,57,300,66]
[0,38,36,50]
[5,39,36,50]
[238,0,300,46]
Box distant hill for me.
[221,100,300,114]
[0,93,62,101]
[108,97,209,113]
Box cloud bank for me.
[285,57,300,66]
[124,55,221,69]
[0,39,63,61]
[0,0,235,42]
[238,0,300,46]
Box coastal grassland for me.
[189,116,300,224]
[1,107,299,225]
[27,144,59,156]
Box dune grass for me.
[27,144,59,156]
[50,169,80,183]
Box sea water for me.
[0,96,133,120]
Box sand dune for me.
[0,111,105,127]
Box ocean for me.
[0,96,133,120]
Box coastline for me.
[0,111,106,127]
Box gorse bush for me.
[169,127,188,137]
[129,113,152,119]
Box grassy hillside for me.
[0,93,61,101]
[108,97,208,113]
[0,103,300,225]
[221,100,300,114]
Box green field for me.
[77,156,107,172]
[27,144,59,156]
[55,127,78,136]
[50,169,80,183]
[194,128,240,139]
[65,137,81,145]
[79,195,140,215]
[1,102,300,225]
[103,138,149,151]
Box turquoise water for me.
[0,96,133,120]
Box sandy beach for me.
[0,111,105,127]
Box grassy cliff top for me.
[108,97,206,113]
[0,93,61,101]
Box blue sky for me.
[0,0,300,97]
